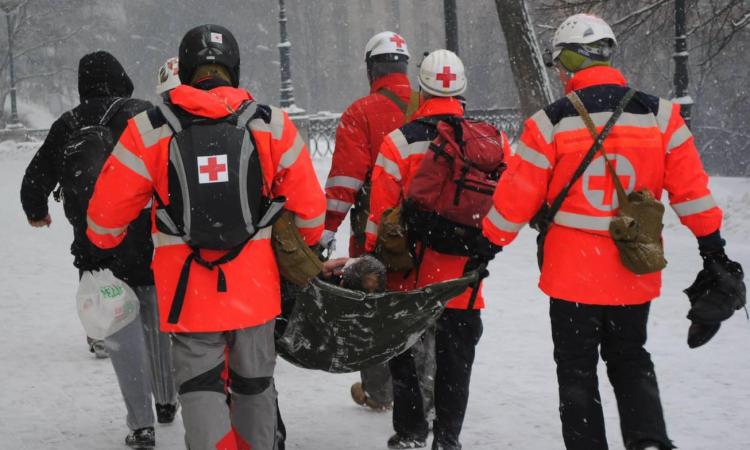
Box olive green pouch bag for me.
[272,210,324,286]
[374,204,414,272]
[568,91,667,274]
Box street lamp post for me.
[673,0,693,127]
[444,0,459,55]
[277,0,297,111]
[2,2,20,126]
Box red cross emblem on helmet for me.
[389,34,406,48]
[435,66,457,88]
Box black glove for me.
[471,233,503,262]
[463,234,502,279]
[685,232,746,348]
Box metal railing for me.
[299,107,522,159]
[6,112,747,176]
[2,108,522,159]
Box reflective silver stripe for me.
[112,142,152,181]
[239,128,257,231]
[156,209,180,235]
[327,198,352,213]
[389,129,409,157]
[277,131,306,171]
[666,124,692,153]
[269,106,285,140]
[531,109,554,144]
[247,106,284,139]
[169,138,192,237]
[248,118,271,134]
[325,176,364,191]
[134,112,171,147]
[553,211,612,231]
[375,153,401,181]
[295,212,325,229]
[152,231,184,248]
[671,194,717,217]
[486,206,525,233]
[157,104,182,133]
[237,102,259,129]
[87,215,126,237]
[251,227,273,241]
[556,112,658,133]
[656,98,673,133]
[402,141,430,158]
[257,200,286,229]
[133,111,154,135]
[516,141,551,170]
[366,219,378,235]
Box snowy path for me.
[1,146,749,449]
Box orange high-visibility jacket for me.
[482,66,722,305]
[365,97,486,309]
[87,85,325,332]
[325,73,412,256]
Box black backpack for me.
[56,98,130,231]
[155,100,285,324]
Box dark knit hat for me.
[78,51,134,100]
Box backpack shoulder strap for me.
[567,90,632,209]
[377,88,408,115]
[99,97,130,127]
[544,88,636,223]
[61,110,80,132]
[404,90,420,122]
[236,100,259,130]
[157,102,184,133]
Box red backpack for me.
[406,117,508,229]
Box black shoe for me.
[156,402,179,424]
[432,441,462,450]
[87,337,108,359]
[387,433,427,449]
[629,439,672,450]
[125,427,155,449]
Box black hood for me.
[78,51,134,100]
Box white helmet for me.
[552,14,616,60]
[418,49,466,97]
[156,57,180,95]
[364,31,410,60]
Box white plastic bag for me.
[76,269,140,340]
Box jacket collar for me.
[565,66,628,94]
[370,72,410,94]
[412,96,464,119]
[168,85,254,119]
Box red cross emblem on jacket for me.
[582,154,636,211]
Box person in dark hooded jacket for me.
[20,51,177,449]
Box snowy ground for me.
[1,142,749,450]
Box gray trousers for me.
[137,285,178,406]
[172,320,278,450]
[104,285,177,430]
[360,325,435,412]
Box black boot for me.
[125,427,155,449]
[155,402,179,424]
[432,440,462,450]
[387,433,427,449]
